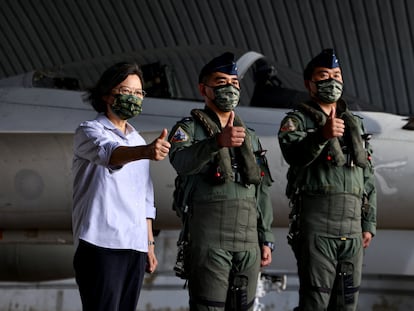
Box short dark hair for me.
[86,62,144,113]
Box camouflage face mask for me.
[314,78,343,104]
[212,84,240,112]
[111,94,143,120]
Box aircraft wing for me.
[1,84,414,282]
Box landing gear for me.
[254,272,287,311]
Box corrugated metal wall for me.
[1,0,413,115]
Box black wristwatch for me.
[262,241,275,252]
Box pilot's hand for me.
[146,245,158,273]
[260,245,272,267]
[216,111,246,147]
[149,128,171,161]
[322,106,345,139]
[362,231,373,248]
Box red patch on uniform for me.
[280,118,297,132]
[170,126,189,142]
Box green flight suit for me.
[278,100,377,311]
[169,107,274,311]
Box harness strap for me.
[191,109,261,185]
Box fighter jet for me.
[0,52,413,287]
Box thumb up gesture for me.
[149,128,171,161]
[216,111,246,147]
[322,106,345,139]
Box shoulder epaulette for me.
[181,117,193,123]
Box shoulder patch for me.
[280,117,298,132]
[170,126,189,143]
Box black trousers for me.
[73,239,147,311]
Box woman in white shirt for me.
[72,62,170,311]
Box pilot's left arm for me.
[257,177,274,266]
[252,133,275,266]
[361,129,377,247]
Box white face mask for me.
[313,78,343,103]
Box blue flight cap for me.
[198,52,238,83]
[304,48,340,80]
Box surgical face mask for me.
[313,78,343,103]
[211,84,240,112]
[111,94,143,120]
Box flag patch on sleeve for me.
[170,126,189,142]
[280,118,298,132]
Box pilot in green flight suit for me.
[278,49,377,311]
[168,52,275,311]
